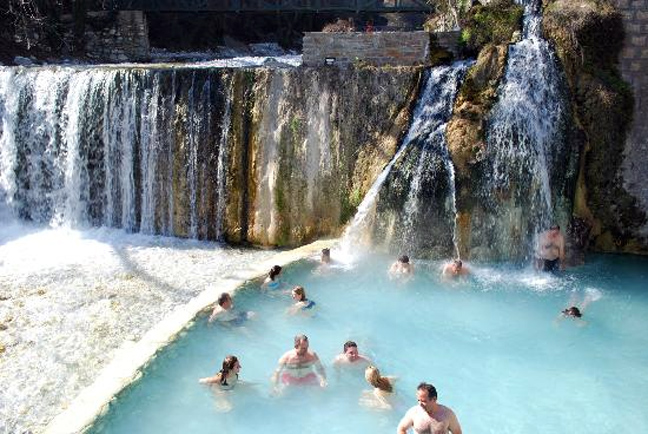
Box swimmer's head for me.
[219,355,240,385]
[294,334,309,355]
[399,255,410,264]
[269,265,282,280]
[365,365,380,383]
[452,259,462,272]
[365,365,380,381]
[563,306,582,318]
[549,224,560,233]
[217,292,233,308]
[292,285,306,302]
[321,248,331,263]
[417,382,438,404]
[222,355,240,372]
[343,341,359,361]
[365,365,392,392]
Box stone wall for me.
[303,31,459,66]
[612,0,648,237]
[83,11,150,62]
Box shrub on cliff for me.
[322,18,355,33]
[459,0,523,55]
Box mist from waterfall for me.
[479,0,571,260]
[341,61,471,258]
[0,67,231,239]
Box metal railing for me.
[102,0,432,13]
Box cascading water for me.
[0,67,231,239]
[214,77,233,242]
[476,0,572,260]
[341,61,471,257]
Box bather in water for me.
[271,334,327,393]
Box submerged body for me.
[272,334,327,388]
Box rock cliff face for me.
[443,0,647,259]
[543,0,647,255]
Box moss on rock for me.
[459,0,523,56]
[447,44,508,184]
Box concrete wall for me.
[612,0,648,236]
[303,31,459,66]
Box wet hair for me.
[294,333,309,347]
[292,285,307,302]
[343,340,358,352]
[269,265,282,280]
[563,306,582,318]
[453,259,462,268]
[217,292,232,307]
[399,255,410,264]
[322,248,331,257]
[365,365,393,393]
[217,355,239,386]
[417,382,438,400]
[550,224,561,231]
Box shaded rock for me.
[544,0,647,254]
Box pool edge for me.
[43,239,336,434]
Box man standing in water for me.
[397,382,462,434]
[535,224,565,272]
[272,334,327,388]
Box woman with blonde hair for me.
[360,365,397,410]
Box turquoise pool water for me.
[90,254,648,433]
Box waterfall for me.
[479,0,570,260]
[341,61,471,257]
[214,77,232,242]
[0,67,229,239]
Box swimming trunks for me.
[217,310,249,326]
[281,372,318,385]
[543,258,560,272]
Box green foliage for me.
[459,0,523,54]
[290,115,302,136]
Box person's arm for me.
[199,373,221,384]
[396,412,413,434]
[313,353,327,387]
[271,355,287,384]
[208,306,220,323]
[448,409,462,434]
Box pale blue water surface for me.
[90,254,648,434]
